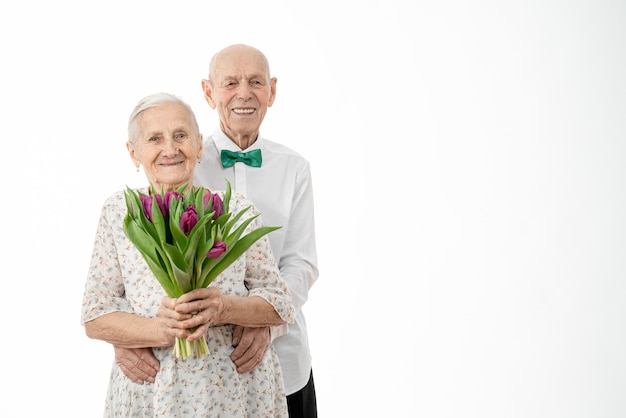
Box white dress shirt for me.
[193,128,319,395]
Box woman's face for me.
[127,102,202,192]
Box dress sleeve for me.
[81,199,133,324]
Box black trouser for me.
[287,369,317,418]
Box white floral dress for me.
[81,188,295,417]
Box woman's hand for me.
[157,287,227,341]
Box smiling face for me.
[202,45,277,149]
[127,101,202,192]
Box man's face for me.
[203,49,276,145]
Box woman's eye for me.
[149,136,160,142]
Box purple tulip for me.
[141,193,174,222]
[180,204,198,235]
[164,191,183,213]
[140,194,154,222]
[207,241,227,259]
[204,192,224,220]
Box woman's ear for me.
[197,134,204,160]
[126,141,140,170]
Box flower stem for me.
[172,335,210,359]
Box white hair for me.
[127,92,200,144]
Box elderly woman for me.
[81,92,294,417]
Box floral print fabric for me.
[81,189,294,417]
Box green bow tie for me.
[220,149,262,168]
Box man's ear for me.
[202,79,217,109]
[268,77,277,107]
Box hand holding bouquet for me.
[123,181,280,359]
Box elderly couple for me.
[81,44,319,417]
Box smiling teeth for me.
[233,108,254,114]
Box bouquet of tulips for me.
[123,181,280,359]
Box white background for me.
[1,1,625,417]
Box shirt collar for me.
[212,127,264,153]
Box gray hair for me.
[127,92,200,145]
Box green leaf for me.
[194,186,206,218]
[150,194,167,244]
[176,183,189,194]
[223,213,260,246]
[197,227,218,276]
[124,187,161,241]
[184,216,209,262]
[163,243,192,294]
[124,218,162,267]
[144,255,180,297]
[223,179,232,214]
[170,214,188,251]
[222,206,251,237]
[198,225,281,288]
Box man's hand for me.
[115,346,160,384]
[230,326,270,373]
